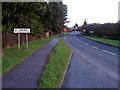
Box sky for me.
[63,0,119,27]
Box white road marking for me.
[74,36,85,44]
[85,43,89,46]
[81,41,84,43]
[73,36,116,56]
[75,37,78,40]
[91,46,98,49]
[102,50,116,55]
[74,37,80,42]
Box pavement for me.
[2,38,59,89]
[62,32,119,88]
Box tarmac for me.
[2,37,59,89]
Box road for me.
[62,32,119,88]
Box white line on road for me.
[85,43,89,46]
[73,36,116,56]
[74,36,76,39]
[74,37,86,44]
[81,41,84,43]
[74,38,78,41]
[74,37,80,42]
[102,50,116,55]
[91,46,98,49]
[74,37,77,39]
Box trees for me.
[84,23,118,40]
[81,19,118,40]
[2,2,68,35]
[46,2,68,33]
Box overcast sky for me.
[63,0,119,27]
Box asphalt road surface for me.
[2,38,59,88]
[62,32,119,88]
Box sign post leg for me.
[18,33,20,50]
[26,33,28,49]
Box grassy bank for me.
[84,36,120,48]
[38,38,71,88]
[2,35,60,76]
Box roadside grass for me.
[84,36,120,48]
[38,38,71,88]
[2,35,60,76]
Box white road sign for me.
[90,31,93,33]
[14,28,30,50]
[14,28,30,33]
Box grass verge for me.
[84,36,120,48]
[2,35,60,76]
[38,38,71,88]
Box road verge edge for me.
[84,36,120,49]
[58,51,74,88]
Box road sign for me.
[90,31,93,33]
[14,28,30,33]
[14,28,30,50]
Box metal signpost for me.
[14,28,30,50]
